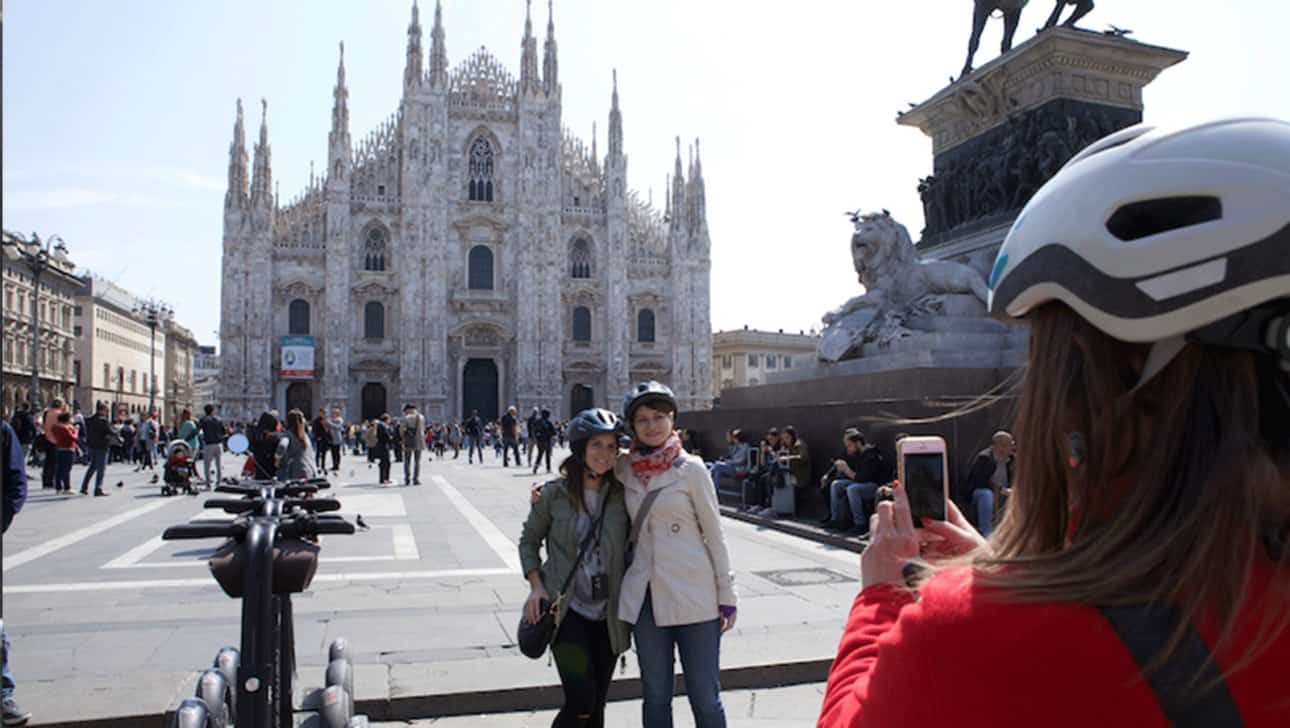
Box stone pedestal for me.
[899,28,1187,272]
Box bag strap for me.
[628,487,664,550]
[555,498,609,599]
[1099,603,1244,728]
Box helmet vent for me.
[1106,196,1223,242]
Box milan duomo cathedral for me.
[218,1,713,423]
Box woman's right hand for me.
[920,498,991,560]
[524,585,550,624]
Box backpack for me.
[401,414,423,448]
[364,425,379,448]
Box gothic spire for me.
[671,135,686,231]
[329,42,352,180]
[590,121,598,171]
[428,0,448,88]
[404,0,424,94]
[250,99,273,208]
[520,0,541,95]
[692,137,706,228]
[542,0,558,95]
[608,69,623,158]
[225,98,250,210]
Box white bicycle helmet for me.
[988,117,1290,384]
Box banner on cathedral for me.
[280,336,315,379]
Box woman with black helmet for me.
[618,381,737,728]
[820,118,1290,727]
[518,408,631,727]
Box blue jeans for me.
[464,435,483,463]
[708,462,738,493]
[632,592,726,728]
[2,623,15,703]
[974,488,1008,536]
[80,447,108,492]
[829,479,879,528]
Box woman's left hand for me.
[719,605,737,633]
[860,480,921,591]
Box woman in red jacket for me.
[820,118,1290,728]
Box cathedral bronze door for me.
[462,358,499,421]
[362,382,387,421]
[571,384,594,416]
[285,382,312,416]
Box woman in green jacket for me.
[518,408,631,727]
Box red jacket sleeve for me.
[819,583,916,726]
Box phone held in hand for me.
[897,435,949,526]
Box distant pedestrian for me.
[525,407,540,466]
[372,414,393,485]
[311,408,332,473]
[136,412,158,471]
[328,408,344,472]
[78,402,113,496]
[177,409,201,452]
[198,404,226,486]
[400,404,425,486]
[532,409,555,475]
[8,403,36,467]
[2,419,34,726]
[274,409,316,481]
[49,411,79,494]
[463,410,484,464]
[39,398,67,489]
[501,406,522,467]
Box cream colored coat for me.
[616,451,737,627]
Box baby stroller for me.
[163,440,198,496]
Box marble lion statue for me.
[824,211,987,327]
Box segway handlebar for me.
[163,522,245,540]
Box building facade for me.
[1,230,82,416]
[711,327,820,399]
[193,345,220,414]
[73,276,168,419]
[219,2,713,423]
[164,321,199,423]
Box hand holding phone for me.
[896,436,949,526]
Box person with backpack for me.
[363,420,378,464]
[198,404,226,486]
[501,406,522,467]
[820,118,1290,727]
[463,410,484,465]
[400,404,425,486]
[531,409,556,475]
[135,412,158,472]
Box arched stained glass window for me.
[569,238,593,279]
[364,227,387,271]
[637,309,655,343]
[364,301,385,339]
[468,138,495,202]
[468,246,494,290]
[288,299,310,335]
[572,306,591,342]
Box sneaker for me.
[94,490,109,497]
[79,489,88,495]
[3,699,32,725]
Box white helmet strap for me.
[1129,336,1187,395]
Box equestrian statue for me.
[962,0,1097,79]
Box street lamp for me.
[12,232,67,407]
[133,298,173,417]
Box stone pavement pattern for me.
[373,682,827,726]
[2,448,853,725]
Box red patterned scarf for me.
[629,433,683,488]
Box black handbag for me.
[518,503,607,659]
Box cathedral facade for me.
[218,1,713,423]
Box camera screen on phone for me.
[903,453,947,523]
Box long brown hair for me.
[973,303,1290,677]
[285,409,308,444]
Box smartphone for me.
[896,435,948,525]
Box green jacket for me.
[518,476,631,656]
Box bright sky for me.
[5,1,1289,349]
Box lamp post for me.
[13,232,67,407]
[133,298,172,417]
